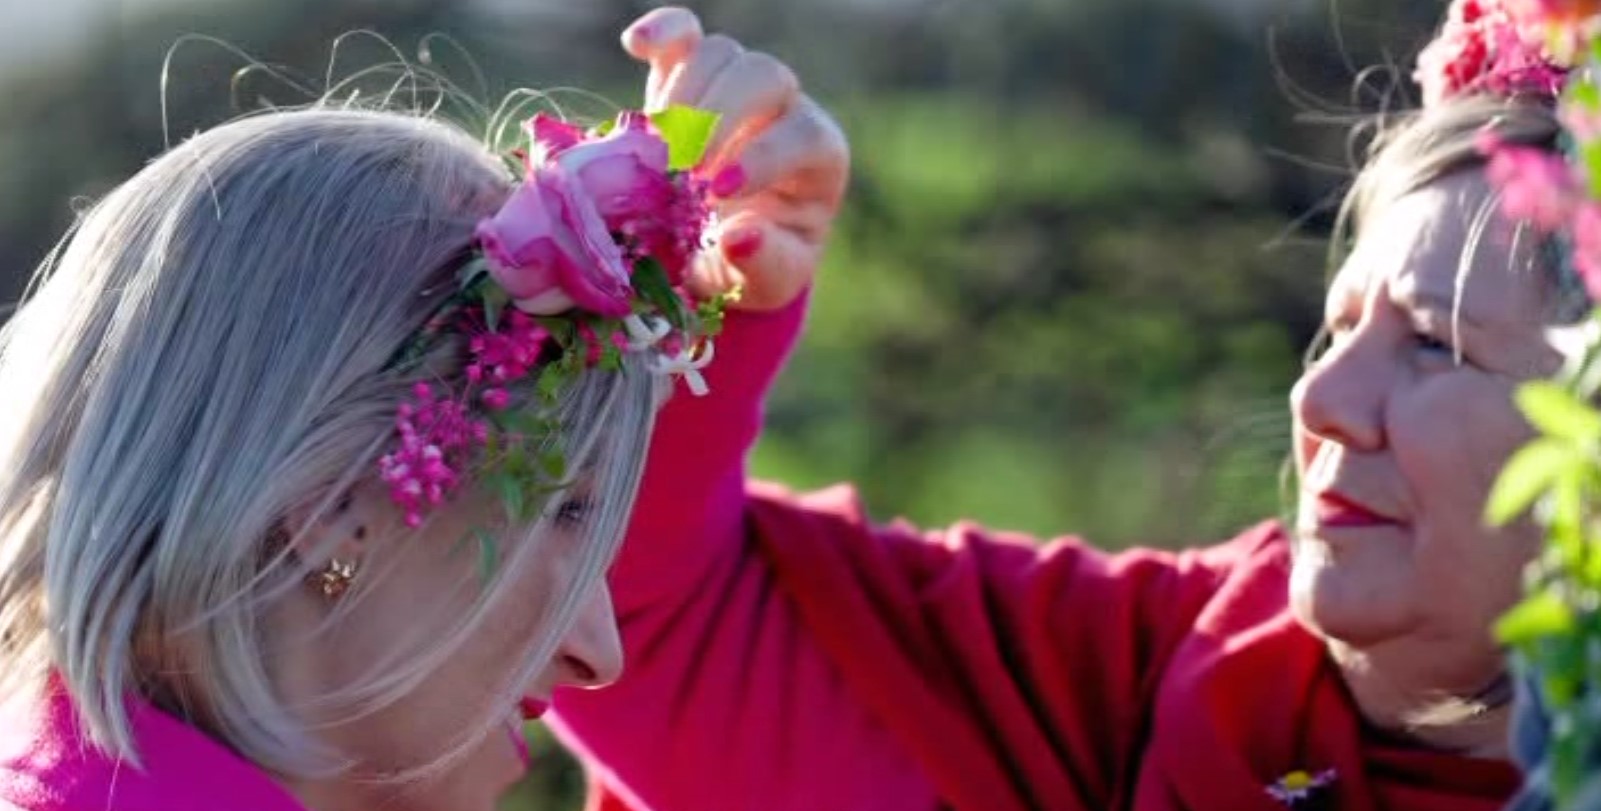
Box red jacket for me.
[550,298,1521,811]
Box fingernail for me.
[710,163,746,198]
[724,228,763,261]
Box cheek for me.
[1387,371,1540,612]
[1389,371,1530,520]
[318,544,552,797]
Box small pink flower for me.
[481,388,511,411]
[474,169,634,317]
[1570,201,1601,300]
[1481,131,1581,230]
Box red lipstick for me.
[520,698,550,720]
[1312,491,1394,528]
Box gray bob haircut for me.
[0,107,661,777]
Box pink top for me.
[0,683,305,811]
[549,294,1520,811]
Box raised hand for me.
[621,7,850,311]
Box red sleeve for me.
[748,485,1258,810]
[603,291,809,618]
[552,472,1253,811]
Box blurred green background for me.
[0,0,1444,806]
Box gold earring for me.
[311,558,358,599]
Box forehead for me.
[1330,170,1549,325]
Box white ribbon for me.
[622,314,673,351]
[622,313,716,397]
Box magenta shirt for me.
[0,684,305,811]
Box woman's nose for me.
[553,584,623,689]
[1290,329,1388,452]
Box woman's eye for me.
[552,498,595,527]
[1414,331,1455,357]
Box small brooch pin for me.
[1265,768,1337,807]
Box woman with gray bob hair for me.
[0,12,844,809]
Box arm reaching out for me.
[599,7,850,617]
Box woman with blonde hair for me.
[0,16,838,810]
[551,5,1588,810]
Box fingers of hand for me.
[718,96,850,204]
[652,34,744,112]
[696,51,801,165]
[708,214,817,311]
[621,7,704,103]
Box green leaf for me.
[1572,79,1601,111]
[1582,140,1601,200]
[631,258,690,329]
[483,285,511,333]
[457,257,490,291]
[591,118,617,138]
[1517,381,1601,443]
[472,529,501,583]
[1486,437,1575,525]
[649,105,721,171]
[540,450,567,482]
[1495,590,1577,644]
[537,362,566,402]
[499,475,526,524]
[697,297,728,338]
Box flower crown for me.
[1414,0,1572,107]
[1415,1,1601,298]
[378,106,734,529]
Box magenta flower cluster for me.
[377,106,724,527]
[1414,0,1570,107]
[379,311,555,528]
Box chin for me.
[1288,537,1420,649]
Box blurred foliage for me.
[0,0,1450,806]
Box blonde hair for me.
[0,106,661,779]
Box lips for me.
[520,697,550,720]
[504,697,549,774]
[1311,491,1397,528]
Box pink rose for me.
[525,114,586,165]
[548,112,674,228]
[474,168,634,317]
